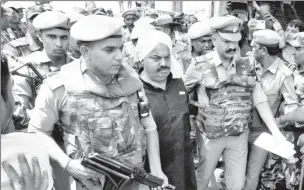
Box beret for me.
[131,23,155,40]
[253,29,281,47]
[135,17,155,26]
[122,9,140,18]
[145,9,158,16]
[71,15,122,42]
[68,12,85,27]
[4,2,24,10]
[1,7,13,16]
[209,15,243,42]
[26,6,45,20]
[154,15,180,27]
[289,32,304,48]
[33,11,70,30]
[188,22,212,40]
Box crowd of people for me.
[1,1,304,190]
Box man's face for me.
[8,10,20,24]
[212,33,238,59]
[192,36,213,54]
[285,26,299,42]
[17,8,24,20]
[39,28,70,57]
[1,15,10,30]
[124,15,138,30]
[252,41,264,64]
[294,47,304,67]
[143,43,171,82]
[27,17,38,40]
[86,37,123,76]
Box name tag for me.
[179,91,185,95]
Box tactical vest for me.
[195,55,254,139]
[58,61,146,166]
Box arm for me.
[277,106,304,124]
[183,59,203,93]
[280,75,299,114]
[252,82,285,139]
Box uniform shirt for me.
[28,59,156,135]
[12,50,71,102]
[1,30,12,49]
[282,44,296,68]
[6,25,26,41]
[172,39,192,73]
[183,49,238,105]
[253,57,299,130]
[122,41,138,69]
[3,33,42,59]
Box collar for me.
[265,57,280,74]
[213,48,236,68]
[138,67,173,90]
[26,33,41,52]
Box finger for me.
[40,171,49,190]
[300,146,304,153]
[2,161,24,190]
[18,153,34,189]
[32,157,42,189]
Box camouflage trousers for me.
[258,131,302,190]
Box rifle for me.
[10,62,45,82]
[81,153,175,190]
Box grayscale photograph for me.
[1,1,304,190]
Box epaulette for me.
[203,51,216,66]
[193,55,206,66]
[278,61,292,77]
[8,37,28,47]
[44,73,64,91]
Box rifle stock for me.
[81,153,172,189]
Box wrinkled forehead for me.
[149,43,171,56]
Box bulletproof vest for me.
[59,61,146,166]
[196,57,254,139]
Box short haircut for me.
[287,20,304,32]
[1,54,10,101]
[260,45,279,56]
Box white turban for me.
[135,30,172,62]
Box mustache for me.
[226,48,237,53]
[157,66,170,72]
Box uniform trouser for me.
[244,130,269,190]
[196,129,249,190]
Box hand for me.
[297,134,304,155]
[252,1,259,9]
[264,12,277,23]
[65,159,103,181]
[272,130,286,141]
[151,171,175,190]
[2,154,49,190]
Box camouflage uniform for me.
[3,33,42,59]
[172,40,192,73]
[1,30,12,49]
[6,23,27,41]
[30,59,149,190]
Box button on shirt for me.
[257,57,298,115]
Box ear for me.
[79,45,90,60]
[261,47,267,55]
[37,31,43,42]
[211,34,216,44]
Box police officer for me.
[145,9,159,20]
[245,29,299,190]
[5,6,27,40]
[3,6,45,59]
[12,11,71,110]
[122,20,155,71]
[122,9,140,43]
[28,15,172,190]
[184,15,254,190]
[155,15,191,75]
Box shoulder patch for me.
[44,74,64,91]
[8,37,28,47]
[278,61,292,77]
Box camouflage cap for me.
[26,6,45,20]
